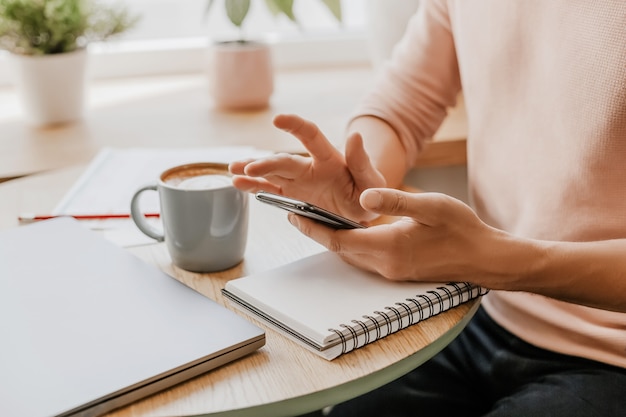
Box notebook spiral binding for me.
[328,282,486,355]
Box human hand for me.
[229,114,385,222]
[287,188,504,283]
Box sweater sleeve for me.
[352,0,462,168]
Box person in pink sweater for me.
[230,1,626,415]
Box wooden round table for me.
[0,166,479,417]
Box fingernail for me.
[288,213,298,226]
[362,190,382,209]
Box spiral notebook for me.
[222,251,487,360]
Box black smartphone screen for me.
[255,191,365,229]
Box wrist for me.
[475,229,550,292]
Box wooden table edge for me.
[204,299,481,417]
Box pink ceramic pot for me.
[208,41,274,110]
[10,49,87,126]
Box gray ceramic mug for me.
[130,162,248,272]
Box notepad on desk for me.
[51,146,272,247]
[222,251,488,360]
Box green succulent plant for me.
[206,0,342,41]
[0,0,138,55]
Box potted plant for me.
[0,0,138,126]
[205,0,341,111]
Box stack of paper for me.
[53,146,272,247]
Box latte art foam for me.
[176,174,232,190]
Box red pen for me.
[18,213,160,223]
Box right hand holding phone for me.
[288,188,497,285]
[228,114,385,223]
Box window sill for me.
[0,32,370,87]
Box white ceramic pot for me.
[366,0,422,69]
[10,49,87,126]
[208,41,274,111]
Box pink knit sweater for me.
[354,0,626,367]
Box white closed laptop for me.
[0,218,265,417]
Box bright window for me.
[0,0,369,86]
[103,0,367,42]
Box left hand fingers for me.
[230,175,282,194]
[345,132,386,189]
[239,153,310,179]
[273,114,342,165]
[228,158,256,176]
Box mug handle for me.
[130,184,164,242]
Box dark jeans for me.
[322,307,626,417]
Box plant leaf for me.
[320,0,342,22]
[264,0,280,17]
[225,0,250,28]
[0,0,137,55]
[265,0,281,17]
[265,0,296,23]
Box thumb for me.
[345,132,386,189]
[360,189,449,226]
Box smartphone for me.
[255,191,366,229]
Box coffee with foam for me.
[177,174,232,190]
[161,163,232,190]
[132,161,248,272]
